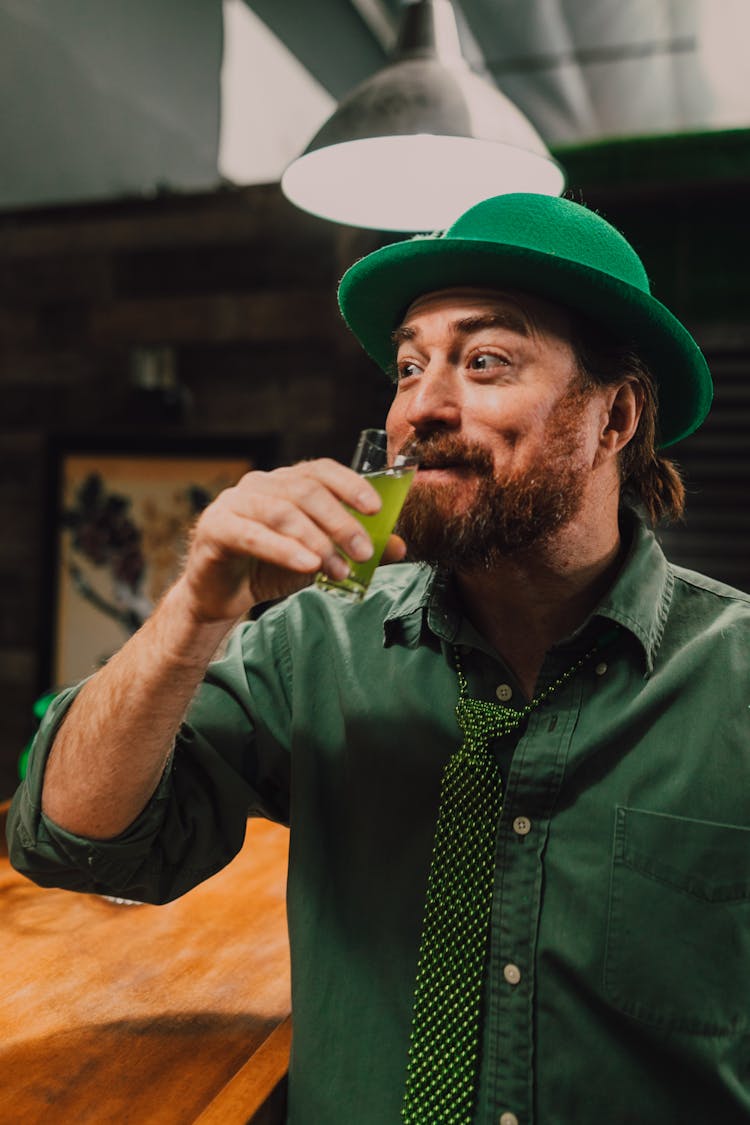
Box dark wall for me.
[1,137,748,794]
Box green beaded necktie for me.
[401,636,612,1125]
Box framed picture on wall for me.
[43,434,277,691]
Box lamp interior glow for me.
[282,135,564,232]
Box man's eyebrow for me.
[391,310,531,348]
[454,312,531,338]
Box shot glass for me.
[314,428,418,601]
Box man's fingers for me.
[212,511,323,573]
[232,466,378,562]
[201,492,368,577]
[248,462,381,516]
[288,459,382,514]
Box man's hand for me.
[178,458,407,623]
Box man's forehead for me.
[402,287,523,319]
[396,287,571,342]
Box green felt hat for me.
[338,193,712,447]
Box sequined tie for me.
[402,636,614,1124]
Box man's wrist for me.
[153,580,241,671]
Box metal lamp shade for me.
[281,1,564,231]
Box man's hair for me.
[570,315,685,525]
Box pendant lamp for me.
[281,0,564,232]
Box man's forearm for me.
[41,581,236,840]
[39,457,394,841]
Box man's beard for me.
[396,390,593,570]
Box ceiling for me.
[1,0,748,212]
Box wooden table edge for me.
[194,1014,292,1124]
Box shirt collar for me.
[382,508,673,673]
[591,507,673,674]
[382,566,454,649]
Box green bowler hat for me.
[338,193,713,448]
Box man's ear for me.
[596,378,644,463]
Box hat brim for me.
[338,237,713,448]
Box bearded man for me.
[10,194,750,1125]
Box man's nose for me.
[404,366,462,433]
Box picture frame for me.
[42,433,277,691]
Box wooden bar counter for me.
[0,806,291,1124]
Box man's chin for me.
[405,497,475,535]
[396,485,483,566]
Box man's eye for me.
[469,353,509,371]
[397,361,421,381]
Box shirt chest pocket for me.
[604,806,750,1035]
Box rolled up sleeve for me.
[6,610,293,904]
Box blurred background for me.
[1,0,749,794]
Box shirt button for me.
[595,661,608,676]
[503,963,521,986]
[495,683,513,702]
[500,1113,519,1125]
[512,816,532,836]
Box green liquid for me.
[315,467,415,600]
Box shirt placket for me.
[478,674,586,1125]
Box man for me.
[9,194,750,1124]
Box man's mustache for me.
[397,435,493,474]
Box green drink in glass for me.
[315,429,418,601]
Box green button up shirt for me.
[8,514,750,1125]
